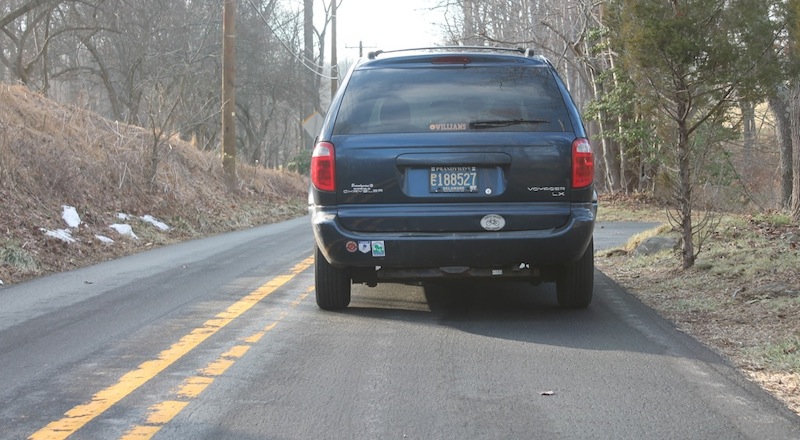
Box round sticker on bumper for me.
[481,214,505,231]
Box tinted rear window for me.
[333,66,573,135]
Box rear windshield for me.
[332,65,574,135]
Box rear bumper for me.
[310,203,596,272]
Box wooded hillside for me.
[0,84,307,284]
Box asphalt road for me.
[1,217,798,439]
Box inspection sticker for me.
[371,241,386,257]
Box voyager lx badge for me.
[528,186,566,197]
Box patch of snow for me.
[95,235,115,244]
[109,224,138,240]
[39,207,166,247]
[62,205,81,228]
[41,228,77,243]
[140,215,170,231]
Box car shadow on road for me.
[340,272,669,355]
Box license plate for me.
[429,166,478,193]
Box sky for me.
[331,0,448,60]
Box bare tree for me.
[0,0,81,91]
[1,0,336,175]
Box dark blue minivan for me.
[310,47,596,310]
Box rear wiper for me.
[468,119,550,129]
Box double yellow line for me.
[30,256,313,440]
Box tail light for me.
[572,138,594,189]
[432,56,472,64]
[311,141,336,192]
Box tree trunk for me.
[792,81,800,222]
[741,101,756,168]
[80,36,125,121]
[589,73,618,192]
[769,89,793,210]
[676,95,695,269]
[461,0,477,45]
[608,53,630,192]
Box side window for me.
[377,96,416,133]
[333,96,375,135]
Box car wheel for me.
[315,247,351,310]
[556,239,594,308]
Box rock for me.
[634,236,679,256]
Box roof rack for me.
[367,46,535,60]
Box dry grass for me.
[0,83,308,284]
[595,192,667,222]
[596,195,800,416]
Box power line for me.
[245,0,337,80]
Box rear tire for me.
[556,239,594,308]
[315,247,351,310]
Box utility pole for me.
[222,0,237,189]
[303,0,315,151]
[331,0,338,97]
[346,41,376,58]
